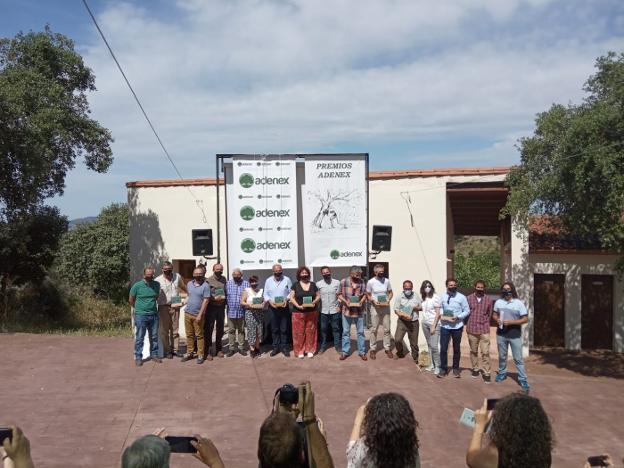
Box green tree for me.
[503,52,624,269]
[54,203,129,300]
[454,250,501,289]
[0,26,113,218]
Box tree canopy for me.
[0,26,113,219]
[54,203,129,300]
[504,52,624,268]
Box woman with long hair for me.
[493,281,530,392]
[466,392,553,468]
[347,393,420,468]
[419,280,441,374]
[289,266,321,358]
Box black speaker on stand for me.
[371,225,392,252]
[192,229,214,257]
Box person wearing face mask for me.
[129,266,162,367]
[493,281,530,393]
[204,263,227,360]
[289,266,321,358]
[315,266,342,354]
[419,280,441,374]
[466,280,494,383]
[438,278,469,378]
[241,275,264,358]
[366,264,394,359]
[263,263,293,357]
[225,268,249,357]
[182,267,211,364]
[155,261,187,359]
[392,280,423,363]
[337,266,368,360]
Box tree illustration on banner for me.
[311,189,360,230]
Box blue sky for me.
[1,0,623,218]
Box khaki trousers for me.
[227,317,246,350]
[369,305,391,352]
[468,332,491,375]
[158,304,180,355]
[184,313,205,358]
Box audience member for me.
[1,426,35,468]
[347,393,420,468]
[466,393,553,468]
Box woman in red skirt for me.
[289,266,321,358]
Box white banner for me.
[303,157,367,267]
[228,156,298,269]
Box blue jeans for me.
[342,315,366,355]
[134,313,159,359]
[497,334,528,382]
[439,326,463,371]
[320,313,342,350]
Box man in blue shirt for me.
[263,263,293,357]
[438,277,470,378]
[182,267,211,364]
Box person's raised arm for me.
[466,400,497,468]
[2,427,35,468]
[299,382,334,468]
[349,404,366,443]
[191,436,225,468]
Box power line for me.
[81,0,208,223]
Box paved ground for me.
[1,333,623,467]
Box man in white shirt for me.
[315,266,342,354]
[366,264,394,359]
[155,261,187,358]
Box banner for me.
[303,156,367,267]
[228,156,298,269]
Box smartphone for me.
[0,427,12,445]
[587,455,609,467]
[486,399,500,411]
[164,436,197,453]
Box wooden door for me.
[581,275,614,350]
[533,274,565,347]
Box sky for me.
[1,0,623,219]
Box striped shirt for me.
[339,278,366,317]
[225,279,249,319]
[466,293,493,335]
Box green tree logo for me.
[239,173,254,188]
[241,238,256,253]
[240,205,255,221]
[330,249,340,260]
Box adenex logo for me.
[239,173,254,188]
[240,206,291,221]
[240,238,291,253]
[240,205,255,221]
[329,250,362,259]
[241,238,256,253]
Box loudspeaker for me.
[371,225,392,251]
[192,229,213,256]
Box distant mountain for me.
[68,216,97,228]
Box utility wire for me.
[82,0,208,223]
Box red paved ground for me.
[1,333,623,467]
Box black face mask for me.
[377,272,384,278]
[250,283,258,288]
[502,290,512,297]
[300,276,310,281]
[322,274,331,280]
[214,271,223,277]
[274,272,283,278]
[448,287,457,294]
[194,276,204,283]
[163,271,173,275]
[145,276,154,282]
[475,290,485,296]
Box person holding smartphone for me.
[492,281,530,393]
[1,426,35,468]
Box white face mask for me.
[424,286,432,293]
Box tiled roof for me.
[126,166,511,188]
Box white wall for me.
[527,253,623,352]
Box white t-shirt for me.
[420,294,441,325]
[244,287,264,305]
[366,277,392,302]
[155,273,183,305]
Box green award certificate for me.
[171,295,182,307]
[214,288,225,297]
[252,297,263,305]
[442,306,454,317]
[302,296,313,307]
[377,294,388,305]
[274,296,285,305]
[349,295,360,305]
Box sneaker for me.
[483,374,491,384]
[181,354,194,362]
[270,349,280,357]
[283,350,290,358]
[495,373,507,382]
[433,367,441,375]
[226,350,236,357]
[239,349,248,356]
[369,350,377,360]
[307,352,314,358]
[436,370,446,378]
[471,369,480,378]
[135,359,143,367]
[197,357,205,364]
[453,369,461,378]
[519,380,530,393]
[298,354,305,359]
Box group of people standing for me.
[129,261,530,392]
